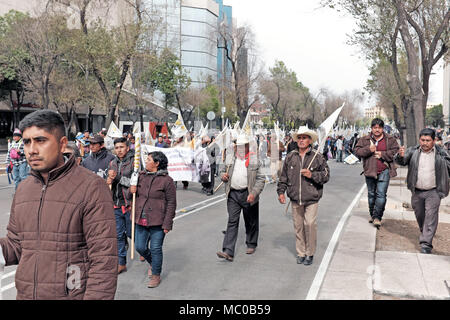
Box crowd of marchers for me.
[0,110,449,300]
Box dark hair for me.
[419,128,436,140]
[19,110,65,139]
[65,142,81,158]
[371,118,384,128]
[149,151,168,171]
[114,137,129,146]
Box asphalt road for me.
[0,161,365,300]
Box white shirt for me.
[231,157,248,190]
[416,147,436,190]
[336,139,343,150]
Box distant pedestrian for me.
[277,127,330,266]
[335,136,344,162]
[216,134,265,262]
[201,135,215,196]
[81,134,116,179]
[99,128,114,152]
[64,141,83,165]
[395,128,450,254]
[129,151,177,288]
[0,110,117,299]
[354,118,399,228]
[155,134,169,148]
[6,128,29,190]
[107,137,134,274]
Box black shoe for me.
[420,247,432,254]
[222,230,226,235]
[206,191,213,196]
[304,256,314,266]
[217,251,233,262]
[296,256,306,264]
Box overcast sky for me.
[224,0,444,107]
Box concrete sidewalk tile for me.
[440,212,450,223]
[337,228,376,253]
[318,271,373,300]
[374,251,428,298]
[328,249,374,274]
[417,254,450,299]
[402,211,417,221]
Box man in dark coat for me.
[354,118,399,228]
[82,134,116,179]
[107,137,135,274]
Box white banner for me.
[142,146,204,182]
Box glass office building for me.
[144,0,232,87]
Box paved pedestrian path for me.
[318,167,450,300]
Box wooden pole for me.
[213,165,230,193]
[131,193,136,260]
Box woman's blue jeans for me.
[365,169,390,221]
[13,162,29,190]
[135,225,166,275]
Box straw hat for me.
[292,126,318,143]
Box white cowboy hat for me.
[292,126,318,143]
[236,134,250,146]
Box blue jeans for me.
[135,225,166,275]
[13,162,29,190]
[365,169,390,220]
[114,208,132,266]
[336,150,343,162]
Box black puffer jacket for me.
[81,148,116,179]
[395,145,450,198]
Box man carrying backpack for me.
[6,128,29,190]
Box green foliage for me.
[140,48,191,108]
[426,104,445,128]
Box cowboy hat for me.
[292,126,318,143]
[235,134,250,146]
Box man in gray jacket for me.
[395,128,450,254]
[216,134,265,262]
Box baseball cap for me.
[88,134,104,144]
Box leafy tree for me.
[426,104,445,128]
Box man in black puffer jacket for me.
[82,134,115,179]
[107,137,135,273]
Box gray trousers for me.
[222,189,259,257]
[411,189,441,249]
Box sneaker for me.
[304,256,314,266]
[148,275,161,288]
[296,256,306,264]
[373,218,381,227]
[117,265,127,274]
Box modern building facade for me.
[145,0,233,87]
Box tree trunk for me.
[403,106,416,147]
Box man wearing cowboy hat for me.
[216,134,265,262]
[277,127,330,266]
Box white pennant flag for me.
[107,121,123,138]
[317,103,346,152]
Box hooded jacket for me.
[395,144,450,199]
[0,155,117,300]
[277,148,330,206]
[81,148,116,179]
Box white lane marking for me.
[306,183,367,300]
[0,281,15,293]
[176,194,225,214]
[174,197,227,221]
[0,186,14,190]
[1,270,15,280]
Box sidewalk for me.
[318,167,450,300]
